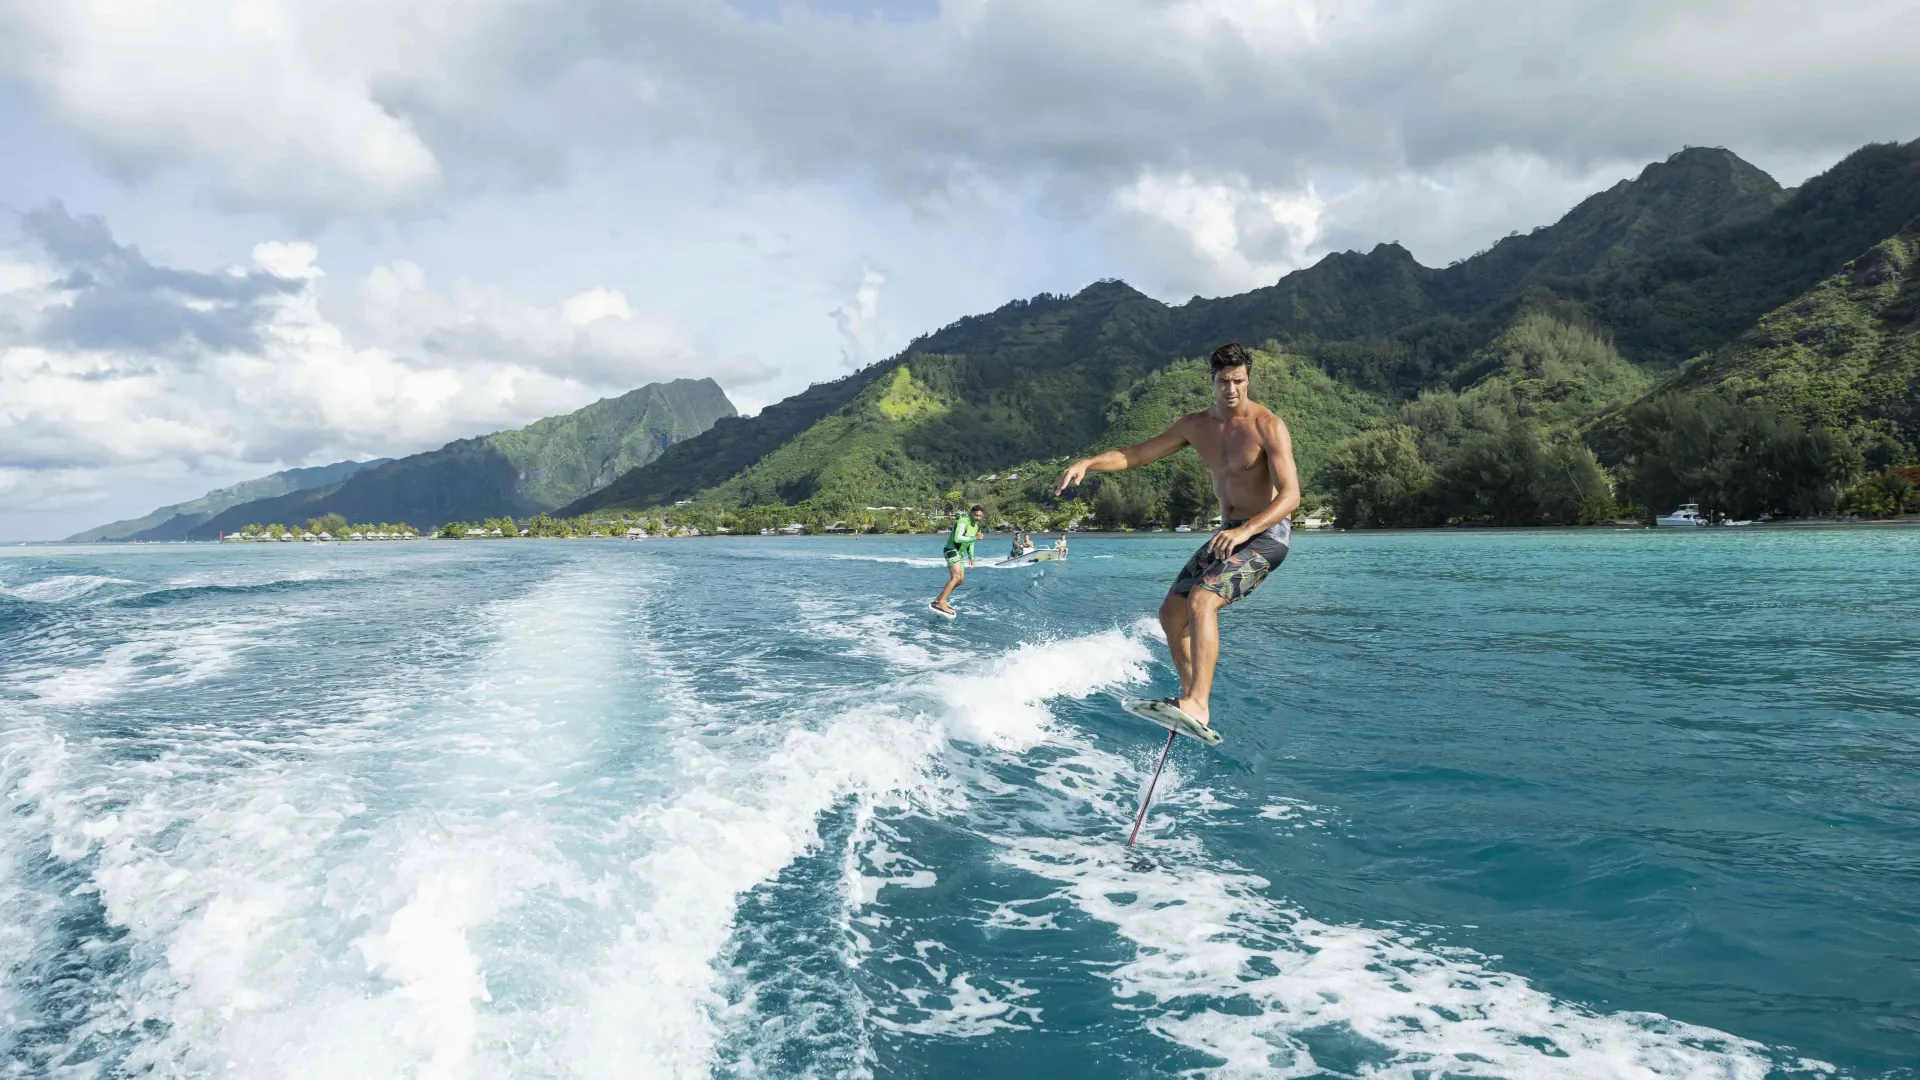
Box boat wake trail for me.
[0,548,1838,1079]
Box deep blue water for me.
[2,529,1916,1079]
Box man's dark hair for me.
[1209,342,1254,374]
[970,504,985,514]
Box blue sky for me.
[3,0,1918,539]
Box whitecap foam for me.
[822,553,948,569]
[794,593,942,671]
[7,619,263,706]
[7,553,1800,1080]
[971,699,1792,1079]
[869,960,1041,1038]
[1001,831,1781,1077]
[566,617,1162,1076]
[0,558,649,1077]
[573,703,947,1078]
[0,574,137,603]
[920,628,1154,750]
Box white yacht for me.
[1656,503,1708,527]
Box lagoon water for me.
[2,530,1916,1079]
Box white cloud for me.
[0,0,462,213]
[0,207,731,535]
[1312,150,1654,267]
[1113,171,1325,296]
[829,268,887,368]
[10,0,1918,223]
[350,262,763,388]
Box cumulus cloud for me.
[0,204,732,527]
[0,0,457,213]
[829,268,888,368]
[18,203,302,354]
[517,0,1920,199]
[1112,171,1325,295]
[347,264,768,387]
[10,0,1918,222]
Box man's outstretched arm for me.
[1054,423,1189,495]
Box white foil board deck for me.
[1121,696,1223,746]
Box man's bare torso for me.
[1175,403,1284,520]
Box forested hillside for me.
[572,139,1920,530]
[563,371,880,513]
[68,458,389,542]
[1566,141,1920,367]
[1665,219,1920,467]
[192,378,734,536]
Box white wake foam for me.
[1002,830,1780,1077]
[7,620,261,706]
[1,553,1808,1080]
[971,688,1790,1078]
[0,574,136,603]
[570,623,1153,1077]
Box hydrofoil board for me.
[1121,696,1222,747]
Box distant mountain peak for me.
[1625,145,1781,204]
[1077,278,1147,299]
[1310,241,1418,269]
[1429,145,1786,313]
[66,457,391,542]
[181,378,735,537]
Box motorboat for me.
[1656,503,1708,527]
[1003,541,1066,565]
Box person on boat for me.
[1053,342,1299,738]
[932,505,986,615]
[1054,533,1068,555]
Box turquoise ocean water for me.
[2,529,1915,1078]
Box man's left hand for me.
[1205,526,1248,559]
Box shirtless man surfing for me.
[1054,342,1299,738]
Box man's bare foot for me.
[1174,696,1211,729]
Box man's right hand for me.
[1054,459,1090,496]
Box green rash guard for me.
[944,516,981,563]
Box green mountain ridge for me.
[563,372,879,513]
[1665,216,1920,466]
[1570,140,1920,367]
[1437,146,1787,307]
[67,458,392,542]
[560,284,1183,517]
[193,378,735,536]
[576,142,1920,521]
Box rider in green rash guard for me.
[932,504,986,615]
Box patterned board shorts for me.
[1170,519,1292,604]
